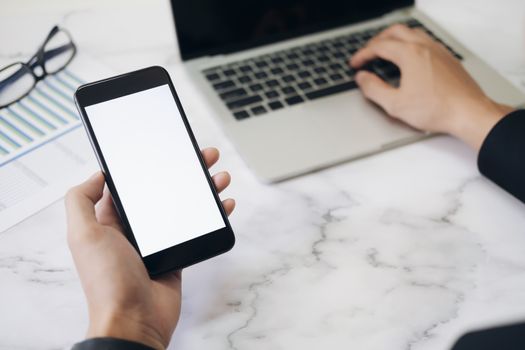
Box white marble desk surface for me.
[1,1,525,349]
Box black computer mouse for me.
[359,58,400,87]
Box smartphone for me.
[74,66,235,276]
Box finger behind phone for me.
[65,172,105,230]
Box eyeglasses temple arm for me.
[28,42,76,71]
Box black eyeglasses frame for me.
[0,25,77,109]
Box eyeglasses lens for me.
[0,63,35,107]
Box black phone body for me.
[74,66,235,276]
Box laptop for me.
[170,0,525,182]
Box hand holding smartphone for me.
[74,66,235,275]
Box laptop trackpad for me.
[232,90,421,181]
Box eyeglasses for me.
[0,26,77,109]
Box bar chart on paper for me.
[0,60,105,232]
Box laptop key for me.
[283,75,296,83]
[298,71,311,78]
[285,95,304,105]
[347,47,358,55]
[255,71,268,79]
[233,110,250,120]
[223,69,236,77]
[251,105,267,115]
[227,95,263,110]
[239,75,252,83]
[344,68,356,77]
[306,81,358,100]
[268,101,284,110]
[255,61,268,68]
[213,80,236,90]
[282,86,296,95]
[362,32,373,41]
[314,67,327,74]
[286,63,299,70]
[206,73,220,81]
[302,59,315,66]
[298,81,312,90]
[219,87,247,100]
[265,90,280,99]
[266,79,280,88]
[329,73,343,81]
[271,67,284,75]
[313,77,328,86]
[249,83,263,92]
[302,48,314,55]
[329,63,343,71]
[240,65,252,72]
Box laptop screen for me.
[171,0,414,60]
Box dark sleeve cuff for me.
[451,322,525,350]
[478,109,525,203]
[72,337,156,350]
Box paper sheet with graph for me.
[0,55,112,232]
[0,70,84,164]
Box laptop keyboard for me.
[202,19,463,121]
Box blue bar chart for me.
[0,70,84,166]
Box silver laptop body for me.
[171,2,525,182]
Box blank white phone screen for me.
[85,84,225,257]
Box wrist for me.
[87,312,166,350]
[448,97,513,151]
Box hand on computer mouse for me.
[65,147,235,350]
[350,24,513,150]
